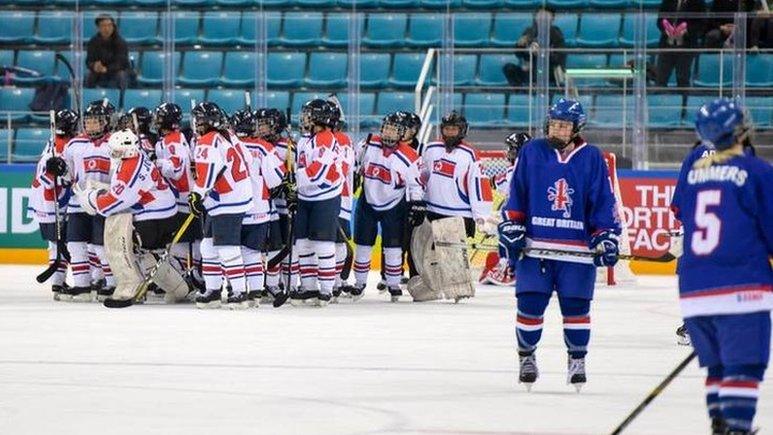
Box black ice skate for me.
[676,324,691,346]
[316,293,332,307]
[96,286,115,302]
[195,290,222,309]
[226,292,250,310]
[376,279,387,294]
[518,352,538,391]
[349,283,366,302]
[711,417,727,435]
[289,288,319,306]
[52,284,70,301]
[331,287,341,304]
[388,286,402,303]
[246,289,262,307]
[70,286,93,303]
[567,356,586,392]
[261,286,281,305]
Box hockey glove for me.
[589,230,619,267]
[45,156,68,177]
[284,182,298,214]
[498,221,526,267]
[188,192,206,217]
[407,201,426,227]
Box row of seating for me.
[3,48,771,89]
[0,11,665,48]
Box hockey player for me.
[188,102,254,309]
[119,106,156,156]
[328,100,355,302]
[672,98,772,435]
[351,112,423,302]
[31,109,78,300]
[498,98,620,392]
[291,99,344,306]
[480,132,531,287]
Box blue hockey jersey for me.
[673,152,773,318]
[502,138,621,264]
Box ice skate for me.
[69,286,93,302]
[349,283,366,302]
[316,293,332,307]
[331,287,341,304]
[567,356,586,392]
[225,292,250,310]
[246,289,262,307]
[388,286,402,303]
[518,352,538,391]
[96,286,115,302]
[676,324,691,346]
[261,286,281,305]
[52,284,70,301]
[289,288,318,306]
[376,279,387,294]
[195,290,222,309]
[711,418,727,435]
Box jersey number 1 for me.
[691,189,721,255]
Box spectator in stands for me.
[656,0,706,89]
[502,7,566,87]
[704,0,759,48]
[85,14,130,90]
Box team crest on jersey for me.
[547,178,574,218]
[365,163,392,184]
[432,159,456,178]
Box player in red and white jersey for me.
[420,111,493,237]
[350,113,424,302]
[188,102,253,309]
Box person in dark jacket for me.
[655,0,706,88]
[84,14,130,90]
[704,0,759,47]
[503,7,566,87]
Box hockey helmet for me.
[107,128,140,160]
[300,99,335,131]
[231,108,257,138]
[695,98,749,151]
[84,99,115,139]
[54,109,80,137]
[504,132,531,163]
[255,108,287,142]
[400,111,422,140]
[440,111,468,147]
[153,102,183,132]
[191,101,225,135]
[545,98,586,150]
[380,112,407,148]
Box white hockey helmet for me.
[108,128,140,160]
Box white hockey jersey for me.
[155,130,193,212]
[238,137,286,225]
[192,130,253,216]
[492,161,517,197]
[421,140,493,221]
[271,137,290,216]
[60,134,111,214]
[295,129,343,202]
[359,135,424,211]
[29,136,70,224]
[334,131,355,220]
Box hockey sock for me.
[241,247,264,293]
[335,242,347,287]
[87,244,104,282]
[48,241,67,286]
[383,247,403,288]
[354,244,372,287]
[719,364,765,432]
[265,250,281,289]
[282,255,300,290]
[92,245,114,287]
[558,297,592,359]
[515,292,550,355]
[68,241,89,288]
[705,366,723,420]
[297,238,318,291]
[218,245,246,296]
[200,238,222,294]
[315,241,336,295]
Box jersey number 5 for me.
[691,189,722,255]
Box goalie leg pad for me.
[104,213,143,301]
[406,275,441,302]
[428,217,475,301]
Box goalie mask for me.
[504,132,531,164]
[191,102,225,136]
[153,102,182,133]
[545,98,586,151]
[84,99,115,139]
[54,109,80,137]
[108,129,140,161]
[440,111,468,149]
[380,112,407,149]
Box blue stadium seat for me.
[324,14,356,47]
[694,54,732,87]
[504,0,539,7]
[120,11,160,45]
[208,89,247,114]
[376,92,414,115]
[238,13,281,46]
[222,52,258,87]
[464,93,505,126]
[380,0,417,7]
[138,52,181,86]
[463,0,503,8]
[566,54,607,69]
[390,52,426,87]
[745,96,772,127]
[477,54,517,86]
[745,54,772,87]
[267,52,306,87]
[331,92,377,124]
[492,13,532,47]
[553,14,579,47]
[548,0,588,9]
[360,53,391,88]
[179,51,223,87]
[82,88,120,107]
[589,0,628,8]
[263,90,290,110]
[171,11,200,45]
[35,12,72,45]
[282,12,324,46]
[134,0,167,5]
[454,55,478,86]
[363,14,407,47]
[174,88,205,107]
[593,95,633,127]
[453,14,492,47]
[506,93,529,126]
[0,12,34,44]
[420,0,461,8]
[244,0,289,5]
[407,15,443,47]
[201,12,240,46]
[296,0,335,7]
[0,50,14,68]
[0,88,34,122]
[14,128,46,162]
[619,13,659,47]
[647,94,683,128]
[577,14,621,48]
[173,0,210,6]
[215,0,254,5]
[338,0,378,6]
[306,52,348,87]
[0,129,9,162]
[122,89,163,110]
[15,50,56,85]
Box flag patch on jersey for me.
[84,156,111,174]
[547,178,574,218]
[432,159,456,178]
[364,163,392,184]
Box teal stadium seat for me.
[694,54,733,87]
[420,0,461,8]
[267,52,306,87]
[590,0,628,8]
[390,52,426,87]
[380,0,417,7]
[209,89,250,114]
[360,53,391,88]
[577,14,621,48]
[324,14,361,47]
[407,15,443,47]
[134,0,167,5]
[174,0,210,6]
[745,97,772,127]
[364,14,407,47]
[0,12,34,44]
[463,0,503,9]
[296,0,335,7]
[338,0,379,7]
[454,55,478,86]
[171,11,200,45]
[14,128,47,162]
[201,12,241,46]
[492,13,532,47]
[647,94,684,128]
[504,0,539,7]
[138,52,181,86]
[222,52,258,87]
[332,92,377,121]
[376,92,414,115]
[174,88,206,107]
[123,89,163,110]
[179,51,223,87]
[238,13,281,46]
[506,93,530,126]
[0,50,14,67]
[477,54,517,86]
[0,88,35,122]
[548,0,588,10]
[282,12,324,46]
[15,50,56,85]
[0,129,9,162]
[215,0,254,5]
[566,53,609,87]
[464,93,506,126]
[453,14,492,47]
[35,12,72,45]
[619,13,659,47]
[745,54,772,87]
[120,11,160,45]
[593,95,633,127]
[553,14,578,47]
[248,0,290,5]
[306,52,348,87]
[264,91,290,110]
[82,88,120,107]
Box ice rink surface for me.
[0,265,770,435]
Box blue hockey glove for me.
[589,230,619,267]
[498,221,527,267]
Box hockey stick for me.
[433,242,677,263]
[36,110,67,283]
[272,111,297,308]
[609,352,696,434]
[54,53,81,119]
[338,224,354,281]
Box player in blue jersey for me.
[498,98,621,392]
[672,98,772,435]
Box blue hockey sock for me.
[515,292,550,355]
[719,365,765,432]
[558,297,591,359]
[705,366,723,420]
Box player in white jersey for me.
[188,102,254,309]
[328,102,355,302]
[351,112,424,302]
[290,99,344,307]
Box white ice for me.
[0,265,770,435]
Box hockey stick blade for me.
[103,297,135,308]
[272,291,290,308]
[266,244,290,270]
[35,256,60,283]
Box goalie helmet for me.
[230,108,257,138]
[440,111,468,148]
[380,112,407,148]
[84,99,115,139]
[54,109,79,137]
[694,97,749,151]
[255,108,287,142]
[107,128,140,160]
[191,101,225,135]
[300,99,335,131]
[153,102,182,132]
[504,132,531,164]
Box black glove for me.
[188,192,205,217]
[45,157,67,177]
[407,200,426,227]
[269,184,284,200]
[284,182,298,214]
[353,172,362,194]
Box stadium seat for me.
[14,50,56,85]
[338,0,379,7]
[547,0,588,9]
[0,88,34,122]
[208,89,248,114]
[376,92,414,115]
[332,92,377,124]
[420,0,461,8]
[215,0,255,5]
[503,0,539,7]
[463,0,503,9]
[619,13,659,47]
[171,11,200,45]
[263,90,290,110]
[296,0,335,7]
[589,0,628,8]
[0,129,9,162]
[0,12,34,44]
[291,91,327,119]
[360,53,391,88]
[13,128,47,162]
[120,11,160,45]
[122,89,163,110]
[222,52,258,87]
[566,54,607,69]
[178,51,223,87]
[380,0,417,7]
[406,15,443,47]
[323,14,359,47]
[201,12,240,46]
[390,52,426,87]
[647,94,683,128]
[553,14,579,47]
[35,12,73,45]
[267,52,306,87]
[464,93,506,126]
[477,54,518,86]
[363,14,407,47]
[0,50,14,68]
[282,12,324,46]
[82,88,120,106]
[491,13,532,47]
[138,52,181,86]
[506,93,529,126]
[454,55,478,86]
[593,95,632,127]
[745,54,772,87]
[174,88,205,106]
[238,12,281,46]
[577,14,621,48]
[173,0,210,6]
[745,96,772,127]
[453,14,492,47]
[694,53,732,87]
[133,0,167,5]
[306,52,348,87]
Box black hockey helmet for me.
[54,109,80,137]
[327,100,345,131]
[230,108,257,138]
[504,132,531,163]
[84,99,115,138]
[380,112,407,148]
[440,110,468,147]
[153,102,183,132]
[191,101,225,135]
[255,107,287,142]
[118,106,152,134]
[301,99,335,131]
